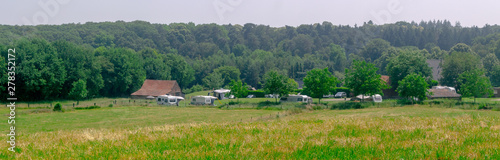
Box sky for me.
[1,0,499,27]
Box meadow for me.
[1,98,500,159]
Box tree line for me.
[1,20,500,101]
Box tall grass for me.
[2,106,499,159]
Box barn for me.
[130,80,183,99]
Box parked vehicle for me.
[246,95,255,98]
[280,94,313,104]
[157,95,184,106]
[334,92,347,98]
[191,96,217,105]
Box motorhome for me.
[157,95,184,106]
[280,94,313,104]
[191,96,217,105]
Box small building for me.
[131,80,183,99]
[280,94,313,104]
[427,86,461,100]
[156,95,184,106]
[494,87,500,98]
[381,75,399,99]
[212,89,231,100]
[191,96,218,105]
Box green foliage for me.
[303,68,339,103]
[360,39,391,62]
[329,44,347,72]
[248,90,266,98]
[345,60,389,99]
[203,72,223,90]
[490,65,500,87]
[264,71,298,102]
[441,44,482,89]
[75,105,101,110]
[190,85,204,93]
[68,79,88,101]
[214,66,241,87]
[141,48,171,80]
[386,50,432,89]
[458,69,494,102]
[165,53,195,89]
[331,102,368,110]
[15,38,67,100]
[397,73,429,103]
[4,21,500,101]
[229,80,249,100]
[53,103,62,112]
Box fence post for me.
[28,103,29,108]
[94,103,96,106]
[50,103,52,108]
[73,103,75,107]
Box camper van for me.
[157,95,184,106]
[280,94,313,104]
[191,96,217,105]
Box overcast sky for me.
[1,0,499,27]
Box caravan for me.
[191,96,218,105]
[157,95,184,106]
[280,94,313,104]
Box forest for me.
[1,20,500,101]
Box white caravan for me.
[157,95,184,106]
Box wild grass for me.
[1,105,499,159]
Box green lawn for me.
[2,102,500,159]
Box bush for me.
[53,103,62,112]
[75,105,101,110]
[257,101,280,107]
[108,104,113,107]
[190,85,204,92]
[331,102,367,110]
[248,90,265,98]
[183,88,193,94]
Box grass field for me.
[1,102,500,159]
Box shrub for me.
[53,103,62,112]
[75,105,101,110]
[190,85,204,92]
[257,101,280,107]
[248,90,265,98]
[108,104,113,107]
[331,102,367,110]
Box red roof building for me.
[131,80,183,99]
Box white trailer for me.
[157,95,184,106]
[191,96,217,105]
[280,94,313,104]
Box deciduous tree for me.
[303,68,338,103]
[396,73,429,104]
[458,69,494,103]
[345,60,388,102]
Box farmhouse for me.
[131,80,183,99]
[427,86,461,100]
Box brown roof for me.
[428,88,461,98]
[381,75,391,85]
[131,80,180,96]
